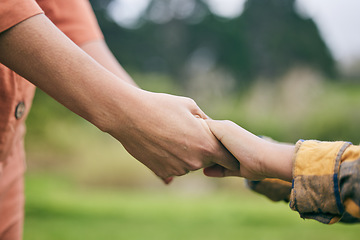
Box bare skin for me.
[0,14,239,182]
[204,120,294,182]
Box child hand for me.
[203,120,294,182]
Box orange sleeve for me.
[36,0,104,46]
[0,0,43,33]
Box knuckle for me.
[156,172,168,180]
[173,168,188,176]
[154,167,172,179]
[156,168,168,177]
[183,97,197,107]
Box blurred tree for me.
[89,0,336,86]
[240,0,336,80]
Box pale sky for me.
[109,0,360,64]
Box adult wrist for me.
[90,80,141,134]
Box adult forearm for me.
[0,14,239,180]
[0,14,133,130]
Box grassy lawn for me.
[24,174,360,240]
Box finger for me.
[205,119,253,161]
[203,165,241,178]
[205,119,238,143]
[195,118,239,171]
[162,176,174,185]
[213,143,240,171]
[198,118,239,171]
[203,165,224,177]
[192,109,208,120]
[187,99,209,120]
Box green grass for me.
[24,174,360,240]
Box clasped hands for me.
[109,89,294,184]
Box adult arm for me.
[205,120,360,224]
[35,0,138,87]
[0,14,239,181]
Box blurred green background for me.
[24,0,360,239]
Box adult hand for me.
[105,89,239,182]
[203,120,294,181]
[0,14,239,183]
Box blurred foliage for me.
[89,0,336,88]
[25,73,360,189]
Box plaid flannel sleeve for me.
[247,140,360,224]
